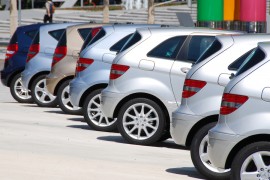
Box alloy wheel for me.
[240,151,270,180]
[14,76,32,100]
[199,134,230,173]
[61,85,81,111]
[34,79,56,104]
[87,94,116,127]
[122,103,159,140]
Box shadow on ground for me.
[66,117,85,122]
[97,135,189,150]
[166,167,205,179]
[67,124,93,130]
[44,110,66,114]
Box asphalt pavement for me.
[0,59,205,180]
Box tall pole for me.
[32,0,34,9]
[18,0,21,26]
[147,0,154,24]
[103,0,109,23]
[10,0,18,35]
[81,0,83,7]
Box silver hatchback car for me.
[69,24,160,131]
[101,27,240,145]
[46,23,104,115]
[170,34,270,180]
[21,23,78,107]
[208,42,270,180]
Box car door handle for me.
[181,67,190,74]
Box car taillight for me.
[51,46,67,67]
[75,57,94,72]
[4,44,18,62]
[26,44,40,62]
[110,64,130,80]
[220,93,249,115]
[91,27,101,37]
[182,79,207,98]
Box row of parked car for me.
[1,22,270,180]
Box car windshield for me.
[235,47,266,76]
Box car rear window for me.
[235,48,266,76]
[228,48,255,71]
[119,32,142,53]
[195,38,222,64]
[110,33,133,52]
[177,36,215,63]
[57,31,67,47]
[25,30,38,39]
[49,29,65,41]
[78,28,91,41]
[147,36,187,59]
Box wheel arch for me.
[185,115,219,147]
[113,93,170,132]
[7,69,25,87]
[78,83,108,107]
[225,134,270,169]
[53,76,74,96]
[28,71,50,90]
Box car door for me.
[170,34,216,105]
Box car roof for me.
[39,22,81,32]
[99,24,161,32]
[66,23,106,32]
[136,27,242,36]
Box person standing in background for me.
[43,0,54,23]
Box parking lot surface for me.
[0,60,204,180]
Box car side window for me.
[32,31,40,44]
[57,31,67,47]
[25,30,38,39]
[228,48,255,71]
[78,28,91,41]
[177,36,215,63]
[110,33,133,52]
[120,32,142,53]
[147,36,187,59]
[235,48,266,76]
[195,39,222,64]
[87,28,106,47]
[49,29,65,41]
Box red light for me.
[182,79,207,98]
[4,44,18,62]
[26,44,40,62]
[110,64,130,80]
[75,57,94,72]
[51,46,67,67]
[220,93,249,115]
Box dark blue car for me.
[1,23,44,103]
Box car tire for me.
[57,79,82,115]
[231,141,270,180]
[158,131,171,142]
[190,122,231,180]
[31,74,57,107]
[117,98,166,145]
[83,89,117,131]
[10,73,33,103]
